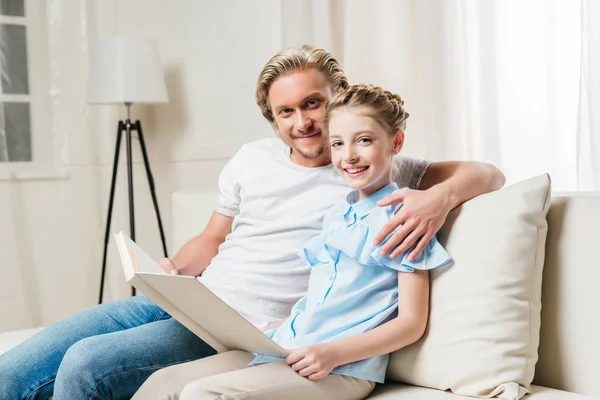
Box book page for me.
[114,232,135,281]
[129,274,227,352]
[139,273,287,357]
[114,231,287,357]
[116,232,165,275]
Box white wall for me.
[0,0,282,332]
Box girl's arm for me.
[331,269,430,364]
[287,270,430,379]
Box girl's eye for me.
[358,137,372,144]
[331,141,342,148]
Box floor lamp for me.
[87,37,169,303]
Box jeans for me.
[0,295,216,400]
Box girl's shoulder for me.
[362,202,401,229]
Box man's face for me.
[268,68,334,167]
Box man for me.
[0,45,504,400]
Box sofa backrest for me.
[534,193,600,397]
[171,191,600,398]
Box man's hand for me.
[373,185,452,260]
[286,343,342,380]
[158,258,180,275]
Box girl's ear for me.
[392,129,404,155]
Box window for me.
[0,0,54,179]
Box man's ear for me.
[392,129,405,155]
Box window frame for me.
[0,0,59,180]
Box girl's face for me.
[328,107,403,199]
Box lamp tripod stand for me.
[99,102,168,304]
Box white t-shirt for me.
[198,138,431,327]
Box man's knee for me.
[56,338,97,378]
[54,337,106,398]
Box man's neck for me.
[290,149,331,168]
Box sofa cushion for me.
[386,174,551,399]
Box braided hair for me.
[324,84,409,137]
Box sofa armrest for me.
[0,327,45,356]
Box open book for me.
[113,231,288,358]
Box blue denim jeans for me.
[0,295,216,400]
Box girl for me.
[247,84,452,398]
[146,85,452,400]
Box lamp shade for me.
[87,37,168,104]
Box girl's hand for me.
[286,343,342,380]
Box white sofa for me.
[170,191,600,400]
[1,191,599,399]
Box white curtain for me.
[0,0,127,331]
[282,0,597,191]
[577,0,600,190]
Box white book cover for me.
[113,231,288,358]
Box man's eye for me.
[306,100,319,108]
[281,109,292,115]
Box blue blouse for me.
[250,183,452,383]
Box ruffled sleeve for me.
[298,203,349,266]
[298,202,452,272]
[370,235,451,272]
[298,232,331,266]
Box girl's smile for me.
[328,107,402,199]
[343,166,369,176]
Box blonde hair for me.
[256,45,349,129]
[324,84,409,137]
